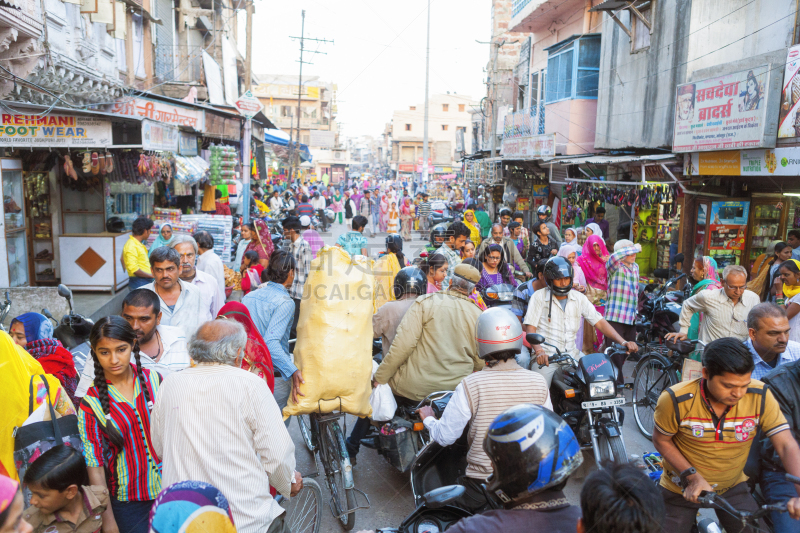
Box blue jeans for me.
[760,468,800,531]
[128,277,150,290]
[346,417,372,457]
[110,498,153,533]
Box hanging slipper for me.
[91,152,99,175]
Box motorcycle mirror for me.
[674,253,685,264]
[526,333,545,346]
[422,485,466,509]
[57,284,72,299]
[653,268,670,279]
[41,308,55,321]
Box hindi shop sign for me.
[501,133,556,159]
[108,97,205,132]
[0,113,112,147]
[142,120,179,152]
[673,66,770,153]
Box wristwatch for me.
[679,467,697,489]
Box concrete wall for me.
[547,99,598,155]
[595,0,795,150]
[391,94,476,161]
[0,287,70,329]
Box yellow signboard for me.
[697,151,740,176]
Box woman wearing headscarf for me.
[387,200,400,234]
[148,224,174,257]
[216,303,274,392]
[332,190,344,224]
[0,331,74,482]
[576,234,610,350]
[243,219,273,268]
[584,222,603,240]
[749,241,793,301]
[9,313,78,405]
[562,228,581,256]
[379,194,389,233]
[400,198,414,241]
[0,474,30,533]
[463,209,482,245]
[148,481,236,533]
[686,256,723,343]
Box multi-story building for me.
[389,93,475,179]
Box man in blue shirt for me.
[788,230,800,261]
[243,250,304,426]
[745,302,800,381]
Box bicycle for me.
[295,399,369,531]
[278,477,323,533]
[631,338,705,439]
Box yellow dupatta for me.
[783,259,800,298]
[463,210,481,245]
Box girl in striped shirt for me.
[77,316,161,533]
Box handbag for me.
[13,375,83,503]
[584,285,607,307]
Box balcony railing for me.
[512,0,532,18]
[502,105,545,140]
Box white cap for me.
[299,215,311,227]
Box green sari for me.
[687,256,722,360]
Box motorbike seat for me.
[665,338,694,355]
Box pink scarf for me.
[577,234,609,289]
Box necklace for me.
[153,330,163,362]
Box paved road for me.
[287,221,657,532]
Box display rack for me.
[24,172,56,285]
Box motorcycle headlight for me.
[589,380,615,399]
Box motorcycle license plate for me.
[581,398,625,409]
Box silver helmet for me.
[476,307,523,360]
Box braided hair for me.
[89,316,153,449]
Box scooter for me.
[481,283,515,308]
[636,253,687,345]
[528,333,629,466]
[43,284,94,374]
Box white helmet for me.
[476,307,524,360]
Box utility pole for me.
[244,0,254,88]
[288,10,333,185]
[489,39,504,159]
[241,0,255,224]
[421,0,431,185]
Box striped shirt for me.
[242,282,298,379]
[523,288,603,359]
[284,237,312,300]
[745,338,800,381]
[78,366,162,501]
[604,245,640,325]
[151,365,295,533]
[435,243,462,291]
[418,201,431,217]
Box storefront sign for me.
[0,113,112,147]
[108,97,205,132]
[673,66,770,152]
[398,164,415,172]
[179,132,198,156]
[501,133,556,159]
[142,120,179,151]
[709,201,750,251]
[689,147,800,176]
[779,45,800,138]
[204,112,242,140]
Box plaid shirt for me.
[604,245,640,325]
[284,237,312,300]
[436,243,462,290]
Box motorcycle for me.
[428,200,455,227]
[0,290,10,331]
[528,333,629,466]
[481,283,515,308]
[636,254,688,345]
[316,208,334,232]
[43,284,94,374]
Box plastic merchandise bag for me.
[283,246,374,419]
[372,253,401,311]
[369,384,397,422]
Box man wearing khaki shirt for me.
[666,264,760,344]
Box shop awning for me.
[264,128,290,146]
[548,153,677,165]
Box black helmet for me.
[430,224,448,245]
[537,205,551,217]
[106,216,125,233]
[499,207,512,218]
[386,233,404,252]
[484,404,582,505]
[543,256,573,295]
[393,266,427,299]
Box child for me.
[22,445,108,533]
[336,215,369,256]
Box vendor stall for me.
[59,232,129,291]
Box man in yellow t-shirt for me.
[123,216,154,289]
[653,337,800,532]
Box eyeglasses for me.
[486,256,501,262]
[725,283,746,292]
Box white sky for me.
[241,0,490,139]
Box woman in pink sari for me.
[379,194,390,232]
[576,234,610,351]
[400,198,414,241]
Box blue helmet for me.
[483,404,582,505]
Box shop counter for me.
[59,232,130,292]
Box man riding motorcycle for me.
[374,264,483,402]
[426,224,448,255]
[418,307,551,512]
[523,256,637,386]
[446,404,583,533]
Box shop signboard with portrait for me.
[707,200,750,268]
[673,66,770,152]
[778,44,800,138]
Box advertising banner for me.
[673,66,770,152]
[709,201,750,251]
[779,45,800,138]
[688,147,800,176]
[142,120,179,152]
[501,133,556,159]
[0,113,112,147]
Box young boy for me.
[22,445,108,533]
[335,215,369,256]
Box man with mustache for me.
[745,302,800,380]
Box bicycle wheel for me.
[320,420,356,530]
[280,478,323,533]
[632,355,679,439]
[297,415,316,452]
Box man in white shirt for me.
[171,234,224,316]
[667,264,760,344]
[74,288,190,397]
[193,230,226,294]
[310,191,326,211]
[269,190,282,212]
[151,319,302,533]
[524,257,636,386]
[143,247,211,339]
